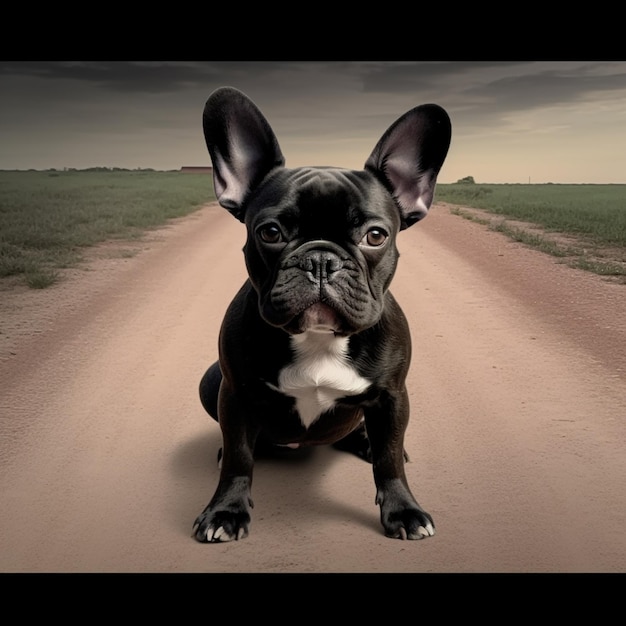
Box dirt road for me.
[1,201,625,573]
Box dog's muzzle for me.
[264,244,361,334]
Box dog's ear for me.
[203,87,285,221]
[365,104,451,230]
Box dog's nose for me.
[301,251,342,282]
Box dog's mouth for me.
[289,302,344,334]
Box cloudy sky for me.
[1,60,626,184]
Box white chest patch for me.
[269,331,371,428]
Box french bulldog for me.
[193,86,451,542]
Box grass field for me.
[436,183,626,246]
[0,169,215,288]
[1,172,625,288]
[436,183,626,281]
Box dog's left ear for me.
[203,87,285,221]
[365,104,451,230]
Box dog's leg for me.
[192,438,256,542]
[364,388,435,540]
[193,380,258,542]
[333,420,411,464]
[199,362,277,467]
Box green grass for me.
[437,183,626,281]
[2,174,625,288]
[436,183,626,247]
[0,169,215,287]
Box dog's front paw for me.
[192,477,254,543]
[193,507,251,542]
[381,507,435,540]
[376,480,435,540]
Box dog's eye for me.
[258,224,283,244]
[361,228,388,247]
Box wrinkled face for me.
[243,166,401,336]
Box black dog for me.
[193,87,451,542]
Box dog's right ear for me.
[203,87,285,221]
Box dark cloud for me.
[2,61,626,181]
[0,61,345,93]
[0,60,521,99]
[4,61,626,110]
[464,63,626,109]
[359,61,530,92]
[0,61,217,93]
